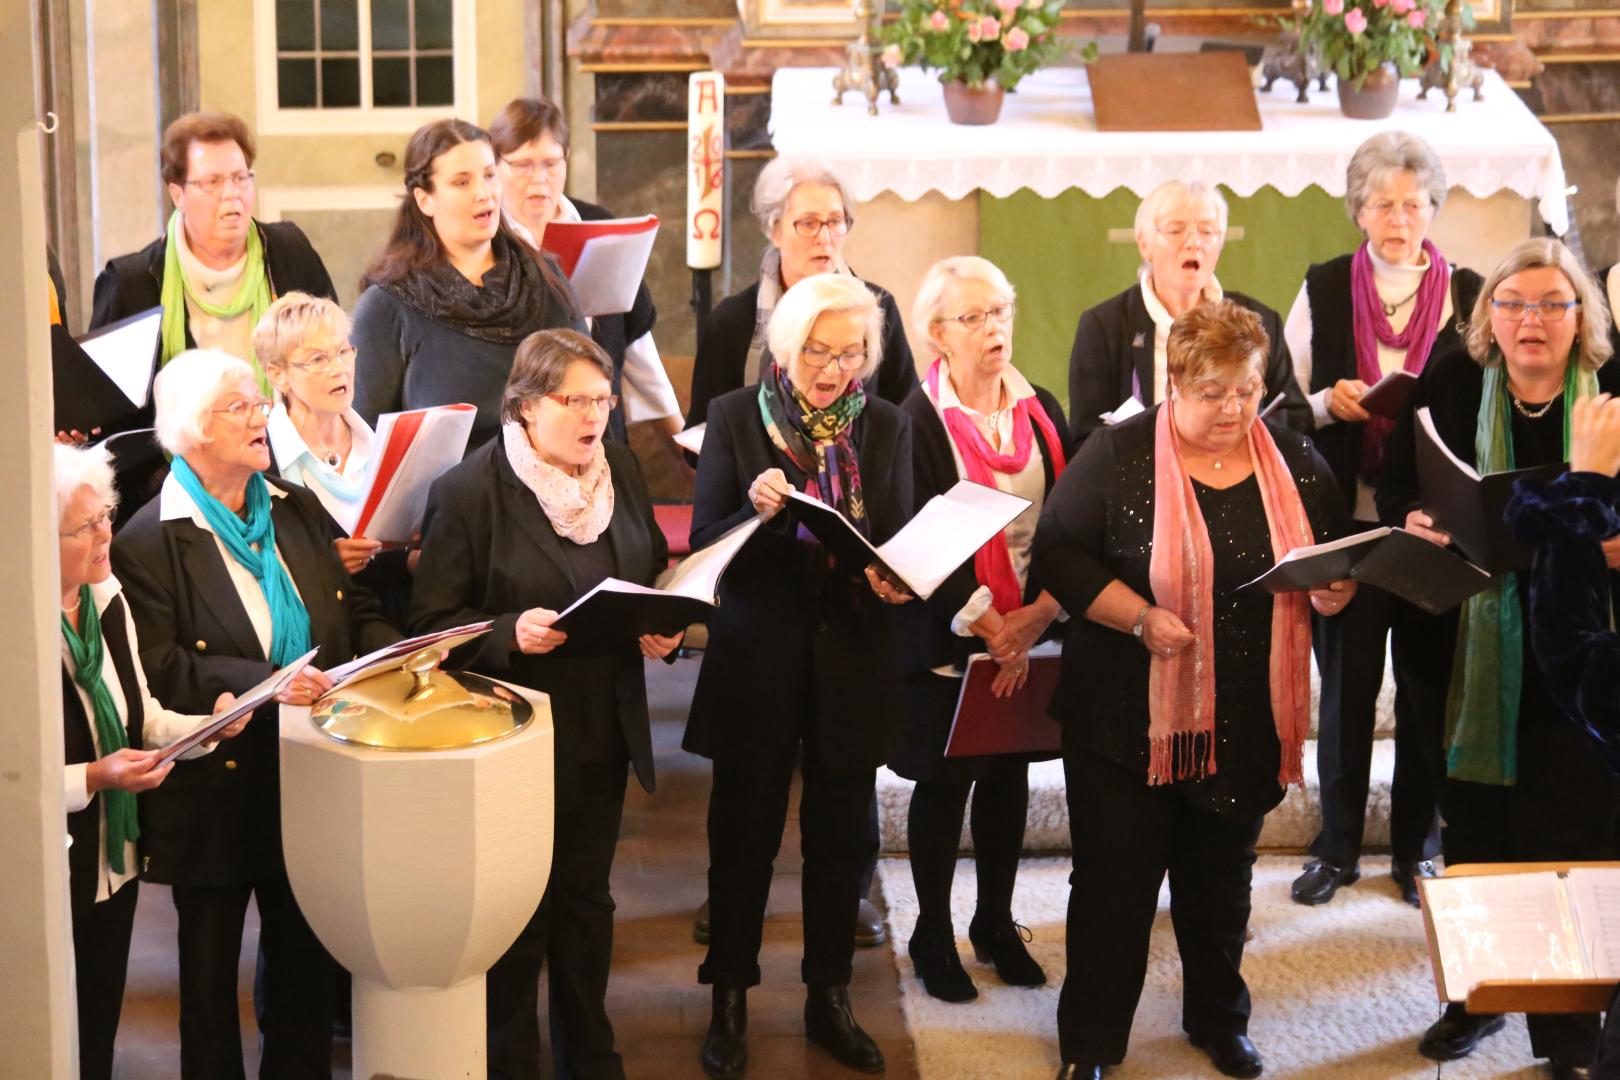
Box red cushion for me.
[653,503,693,560]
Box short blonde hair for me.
[252,291,352,372]
[53,443,118,525]
[1466,237,1614,370]
[1134,180,1229,251]
[766,275,884,383]
[1166,301,1269,388]
[153,349,260,456]
[910,256,1016,355]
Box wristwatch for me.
[1132,604,1152,641]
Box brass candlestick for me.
[1419,0,1484,112]
[833,0,899,116]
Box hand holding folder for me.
[945,643,1063,758]
[154,647,320,766]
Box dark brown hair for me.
[161,111,256,187]
[488,97,570,159]
[1165,300,1270,386]
[359,118,576,318]
[502,329,614,424]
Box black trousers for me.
[170,872,336,1079]
[72,878,139,1080]
[906,759,1029,939]
[1057,749,1262,1066]
[1438,715,1620,1064]
[487,757,630,1080]
[700,741,877,989]
[1308,583,1441,866]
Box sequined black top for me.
[1031,405,1348,822]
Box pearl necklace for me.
[1511,389,1562,420]
[62,594,82,614]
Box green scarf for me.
[159,210,273,394]
[61,585,139,873]
[1445,356,1598,784]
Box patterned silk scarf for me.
[159,210,273,393]
[924,358,1067,613]
[1147,404,1315,788]
[757,361,868,532]
[61,585,139,872]
[1350,240,1452,473]
[1445,356,1598,785]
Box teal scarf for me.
[61,585,138,873]
[171,458,312,666]
[1445,356,1598,784]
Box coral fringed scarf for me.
[1146,404,1315,788]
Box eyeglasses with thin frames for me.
[1491,299,1580,323]
[212,397,273,422]
[184,171,256,197]
[938,303,1015,332]
[60,505,117,540]
[800,343,867,371]
[502,157,567,180]
[287,344,357,373]
[1156,223,1224,244]
[544,392,620,417]
[1188,383,1266,409]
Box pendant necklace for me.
[1381,284,1422,318]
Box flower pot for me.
[1336,64,1401,119]
[942,79,1005,125]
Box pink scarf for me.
[1350,239,1451,472]
[502,422,615,545]
[1147,404,1314,788]
[926,359,1067,613]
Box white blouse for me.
[266,402,375,535]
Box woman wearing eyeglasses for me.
[352,118,585,454]
[683,155,918,436]
[409,328,675,1080]
[1065,180,1310,446]
[1033,300,1351,1080]
[685,274,912,1078]
[110,348,399,1077]
[1377,238,1620,1078]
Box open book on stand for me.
[324,622,495,691]
[787,480,1031,601]
[552,514,763,652]
[1240,525,1490,615]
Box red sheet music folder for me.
[944,652,1062,758]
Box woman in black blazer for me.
[110,349,399,1079]
[1377,238,1620,1077]
[686,274,913,1079]
[409,328,677,1080]
[1066,180,1310,445]
[55,442,244,1080]
[891,257,1071,1004]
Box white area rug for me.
[877,855,1550,1079]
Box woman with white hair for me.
[1378,238,1620,1078]
[1282,132,1481,911]
[891,256,1071,1003]
[55,442,244,1080]
[110,348,399,1077]
[684,273,913,1078]
[1066,179,1309,443]
[683,154,917,433]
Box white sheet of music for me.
[1423,873,1587,1001]
[871,480,1031,601]
[79,307,162,408]
[674,422,705,455]
[1566,868,1620,980]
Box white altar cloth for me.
[769,66,1569,234]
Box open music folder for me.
[350,404,477,542]
[786,480,1031,601]
[52,306,162,435]
[539,214,660,317]
[154,647,320,766]
[1240,525,1491,615]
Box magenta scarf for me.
[1350,239,1451,471]
[1147,403,1314,788]
[925,359,1067,613]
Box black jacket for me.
[408,438,666,794]
[683,386,913,776]
[683,276,918,431]
[1301,254,1483,507]
[1066,283,1311,444]
[110,478,398,887]
[62,594,145,914]
[574,197,658,444]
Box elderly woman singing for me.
[1034,301,1351,1080]
[111,349,398,1077]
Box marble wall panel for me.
[726,91,772,153]
[1553,120,1620,270]
[595,128,696,362]
[595,73,689,123]
[1534,62,1620,115]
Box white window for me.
[254,0,477,135]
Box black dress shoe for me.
[1391,858,1438,908]
[1418,1004,1506,1061]
[856,899,887,948]
[908,932,978,1003]
[968,917,1047,986]
[1548,1059,1594,1080]
[1189,1032,1263,1079]
[694,899,711,945]
[701,986,748,1079]
[805,985,885,1073]
[1290,860,1360,906]
[1054,1065,1104,1079]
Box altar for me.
[769,64,1570,400]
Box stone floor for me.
[110,655,918,1078]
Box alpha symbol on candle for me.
[697,81,719,114]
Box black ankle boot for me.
[805,984,885,1073]
[701,985,748,1079]
[908,929,978,1003]
[968,915,1047,986]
